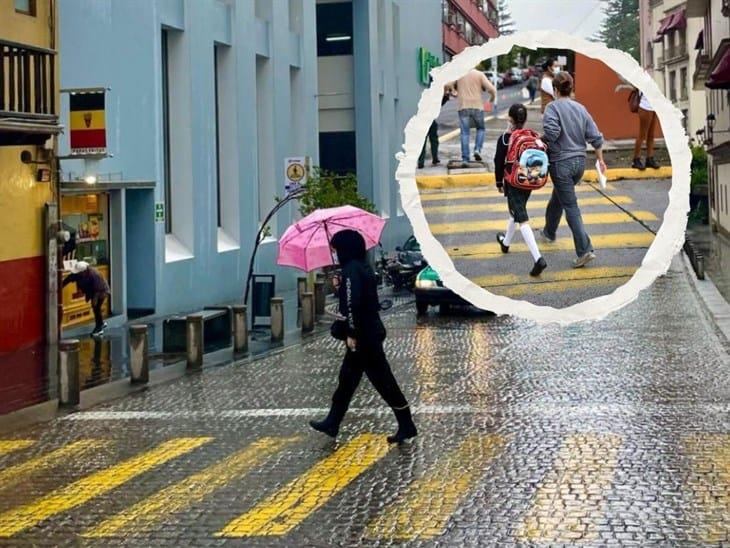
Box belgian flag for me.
[69,92,106,152]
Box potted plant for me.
[690,145,709,224]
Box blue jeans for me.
[458,108,485,162]
[544,157,593,257]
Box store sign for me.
[155,202,165,223]
[69,90,107,156]
[557,55,568,66]
[418,47,441,86]
[285,156,310,196]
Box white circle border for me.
[395,31,691,325]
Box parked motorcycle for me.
[375,236,427,292]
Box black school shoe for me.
[496,232,510,253]
[631,157,646,170]
[645,156,660,169]
[309,419,338,438]
[474,152,482,162]
[387,407,418,444]
[530,257,547,277]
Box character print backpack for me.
[505,128,550,191]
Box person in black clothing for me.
[62,261,110,336]
[494,104,547,277]
[310,229,417,444]
[417,81,451,169]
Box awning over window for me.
[695,29,704,51]
[654,9,687,42]
[707,48,730,89]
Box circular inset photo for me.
[397,31,690,324]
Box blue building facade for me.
[57,0,441,326]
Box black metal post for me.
[243,188,305,306]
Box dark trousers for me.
[418,121,439,167]
[91,293,106,329]
[328,343,408,426]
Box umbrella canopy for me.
[277,205,386,272]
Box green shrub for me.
[691,145,708,187]
[298,167,376,217]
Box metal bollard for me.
[301,292,315,333]
[233,304,249,354]
[297,277,308,308]
[697,253,705,280]
[314,281,326,317]
[58,339,80,406]
[129,325,149,384]
[270,297,284,343]
[186,314,204,370]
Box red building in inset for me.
[442,0,499,59]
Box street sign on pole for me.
[285,156,310,196]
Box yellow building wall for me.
[0,0,54,49]
[0,146,52,262]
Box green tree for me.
[297,167,375,217]
[592,0,640,62]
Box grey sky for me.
[508,0,606,40]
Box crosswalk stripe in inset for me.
[0,437,212,537]
[684,434,730,543]
[422,195,633,215]
[84,436,299,538]
[217,433,390,537]
[365,434,505,540]
[448,232,655,259]
[488,275,634,298]
[429,211,658,235]
[516,434,622,542]
[0,440,35,456]
[472,266,637,289]
[0,439,109,491]
[419,184,612,203]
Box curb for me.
[416,166,673,190]
[680,250,730,344]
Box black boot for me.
[631,157,646,170]
[387,407,418,444]
[309,418,339,438]
[645,156,660,169]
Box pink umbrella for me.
[277,205,387,272]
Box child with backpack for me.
[494,103,548,277]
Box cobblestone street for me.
[0,256,728,546]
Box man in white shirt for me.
[540,57,559,113]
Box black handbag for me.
[330,319,348,341]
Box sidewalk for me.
[687,222,730,307]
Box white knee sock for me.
[503,217,516,246]
[520,224,542,262]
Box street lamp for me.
[695,127,706,146]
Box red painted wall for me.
[0,255,45,352]
[574,53,664,140]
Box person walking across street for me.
[632,90,661,170]
[527,73,539,104]
[418,83,451,169]
[62,261,110,336]
[310,229,417,444]
[495,104,547,277]
[448,67,497,168]
[540,72,608,268]
[540,58,559,114]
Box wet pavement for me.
[687,221,730,305]
[0,254,729,546]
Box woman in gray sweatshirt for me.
[541,72,608,268]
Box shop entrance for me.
[125,188,156,319]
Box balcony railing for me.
[0,39,56,121]
[664,42,689,63]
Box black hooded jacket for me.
[330,230,386,344]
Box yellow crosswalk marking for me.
[365,435,505,540]
[472,266,637,288]
[0,437,211,537]
[217,433,390,537]
[423,195,633,215]
[448,232,655,259]
[684,435,730,543]
[485,275,634,297]
[516,434,622,542]
[0,439,109,490]
[419,184,611,203]
[430,212,657,235]
[85,436,298,538]
[0,440,34,456]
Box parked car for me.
[414,266,473,315]
[502,71,515,86]
[483,70,504,89]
